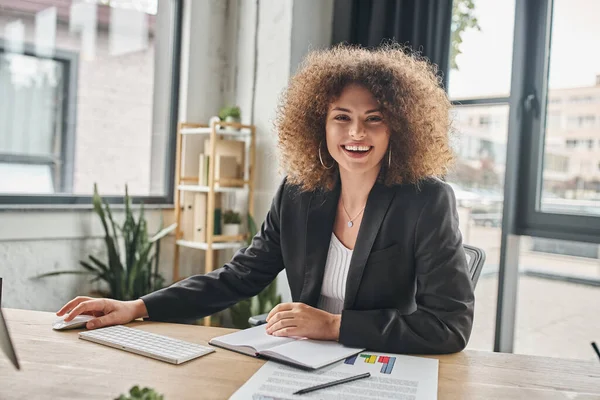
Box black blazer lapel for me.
[344,183,395,309]
[299,185,340,307]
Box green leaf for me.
[153,240,161,290]
[93,184,112,242]
[89,275,105,284]
[88,255,109,273]
[92,184,125,299]
[130,386,141,397]
[33,270,94,278]
[79,260,101,274]
[38,184,167,302]
[127,206,144,273]
[103,197,121,262]
[115,385,163,400]
[149,223,177,243]
[450,0,481,71]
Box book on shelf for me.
[209,325,365,370]
[214,208,222,235]
[181,192,196,241]
[191,193,223,242]
[215,155,240,185]
[204,138,244,182]
[198,154,210,186]
[192,193,207,242]
[198,154,240,187]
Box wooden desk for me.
[1,308,599,399]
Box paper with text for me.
[230,351,438,400]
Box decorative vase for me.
[223,223,240,236]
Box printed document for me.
[230,351,438,399]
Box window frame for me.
[0,0,183,207]
[0,39,79,195]
[493,0,600,353]
[448,0,600,354]
[513,0,600,244]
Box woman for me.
[57,45,474,354]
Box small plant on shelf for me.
[222,210,242,236]
[218,105,241,127]
[223,210,242,224]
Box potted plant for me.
[218,105,241,128]
[222,210,242,236]
[116,385,163,400]
[35,184,173,300]
[228,214,282,329]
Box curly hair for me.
[275,44,454,192]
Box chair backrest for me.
[463,244,486,288]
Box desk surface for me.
[1,308,599,400]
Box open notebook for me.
[209,325,364,370]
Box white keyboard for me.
[79,325,215,364]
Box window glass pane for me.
[541,0,600,216]
[448,104,509,351]
[0,163,54,193]
[515,237,600,359]
[0,0,174,197]
[0,53,63,158]
[448,0,515,100]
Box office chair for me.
[463,244,486,288]
[248,244,486,327]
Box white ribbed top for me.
[317,233,353,314]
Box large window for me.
[447,0,516,351]
[509,0,600,359]
[483,0,600,356]
[0,0,182,204]
[449,0,600,358]
[511,0,600,240]
[540,0,600,217]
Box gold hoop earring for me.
[388,147,392,168]
[319,141,334,169]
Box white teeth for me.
[344,145,371,152]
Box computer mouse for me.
[52,314,95,330]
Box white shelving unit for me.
[180,126,251,137]
[176,240,247,251]
[177,184,248,194]
[173,120,256,321]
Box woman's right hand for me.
[56,296,148,330]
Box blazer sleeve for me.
[140,179,287,322]
[338,183,475,354]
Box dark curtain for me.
[332,0,453,89]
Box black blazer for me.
[142,177,474,354]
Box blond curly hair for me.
[275,44,454,192]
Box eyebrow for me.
[332,107,381,114]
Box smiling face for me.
[325,84,390,177]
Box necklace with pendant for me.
[341,198,366,228]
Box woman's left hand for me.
[265,302,341,341]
